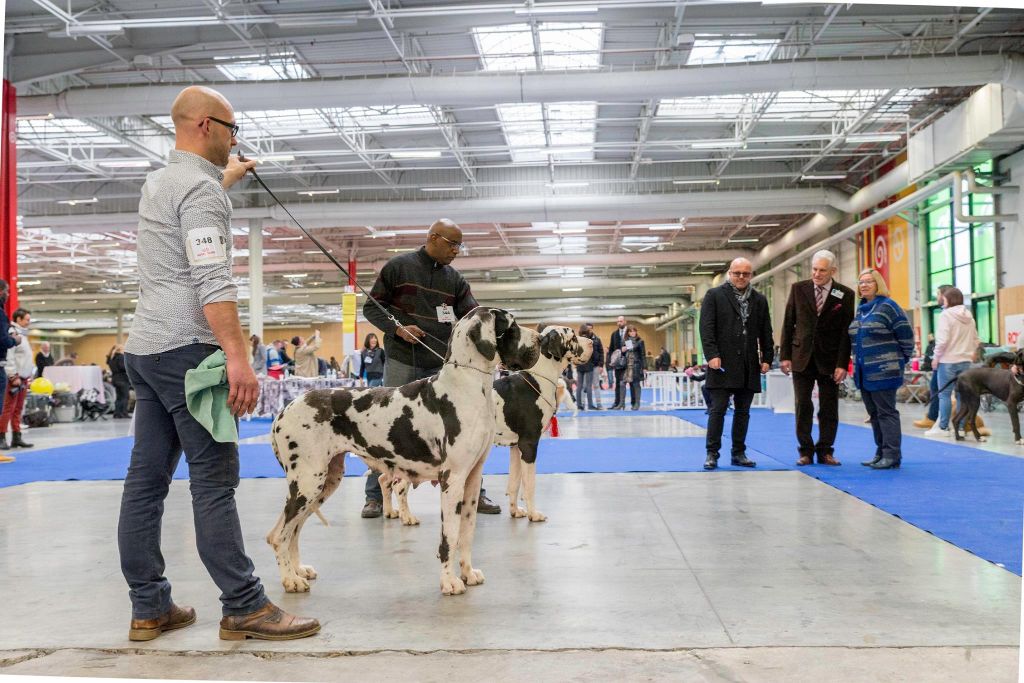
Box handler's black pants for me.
[705,388,755,458]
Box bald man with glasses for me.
[698,258,774,470]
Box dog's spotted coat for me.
[266,308,540,595]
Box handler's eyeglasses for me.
[435,233,463,251]
[206,116,239,137]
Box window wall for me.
[925,161,998,343]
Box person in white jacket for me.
[926,287,981,437]
[2,308,36,449]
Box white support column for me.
[248,218,264,340]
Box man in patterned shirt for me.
[119,86,319,642]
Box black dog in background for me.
[938,349,1024,444]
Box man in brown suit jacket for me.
[779,250,856,466]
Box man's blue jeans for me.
[926,369,940,421]
[119,344,267,619]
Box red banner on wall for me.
[1,80,18,312]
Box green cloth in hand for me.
[184,349,238,443]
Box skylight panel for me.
[18,118,122,146]
[767,90,888,120]
[656,95,747,120]
[343,105,436,129]
[537,238,588,256]
[687,36,779,65]
[497,101,596,164]
[216,53,310,81]
[474,22,603,72]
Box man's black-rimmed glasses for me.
[207,116,239,137]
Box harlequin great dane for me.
[387,326,592,525]
[266,308,540,596]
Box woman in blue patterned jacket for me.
[849,268,915,470]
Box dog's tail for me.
[935,376,959,394]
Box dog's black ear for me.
[492,308,512,339]
[540,328,566,360]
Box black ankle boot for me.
[11,432,33,448]
[731,453,757,468]
[861,453,883,467]
[703,453,719,470]
[0,435,8,450]
[870,456,900,470]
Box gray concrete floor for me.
[0,402,1020,681]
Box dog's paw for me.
[528,510,547,523]
[461,567,485,586]
[1016,438,1024,446]
[509,506,526,518]
[440,573,467,596]
[400,513,420,526]
[282,575,310,593]
[384,510,399,519]
[978,436,988,443]
[297,564,318,580]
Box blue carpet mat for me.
[3,409,1020,575]
[684,408,1024,575]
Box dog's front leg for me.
[519,442,546,522]
[438,469,468,596]
[506,445,525,518]
[458,456,487,587]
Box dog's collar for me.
[444,360,493,377]
[509,370,556,411]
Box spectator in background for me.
[575,324,599,410]
[292,330,322,378]
[55,352,78,367]
[623,325,647,410]
[921,333,935,371]
[266,341,284,379]
[925,286,981,438]
[107,343,132,419]
[656,347,671,371]
[0,281,19,463]
[2,307,35,449]
[914,284,951,429]
[849,268,915,470]
[329,356,341,374]
[249,335,266,376]
[277,339,293,371]
[35,340,54,379]
[608,315,630,410]
[360,333,386,387]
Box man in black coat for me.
[779,250,856,466]
[608,315,629,409]
[698,258,773,470]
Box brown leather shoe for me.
[817,453,842,466]
[129,603,196,641]
[219,601,320,641]
[795,454,813,466]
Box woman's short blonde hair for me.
[858,268,890,297]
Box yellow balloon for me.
[29,377,55,395]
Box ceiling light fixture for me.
[257,154,295,163]
[672,178,719,185]
[514,5,599,15]
[271,236,304,241]
[545,181,590,189]
[297,189,339,196]
[420,187,463,192]
[846,133,902,144]
[56,197,98,206]
[691,140,744,150]
[747,222,780,228]
[800,174,847,181]
[562,287,584,292]
[97,160,152,168]
[391,150,443,159]
[728,238,760,243]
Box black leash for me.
[240,154,448,363]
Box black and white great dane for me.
[266,308,540,595]
[387,326,593,525]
